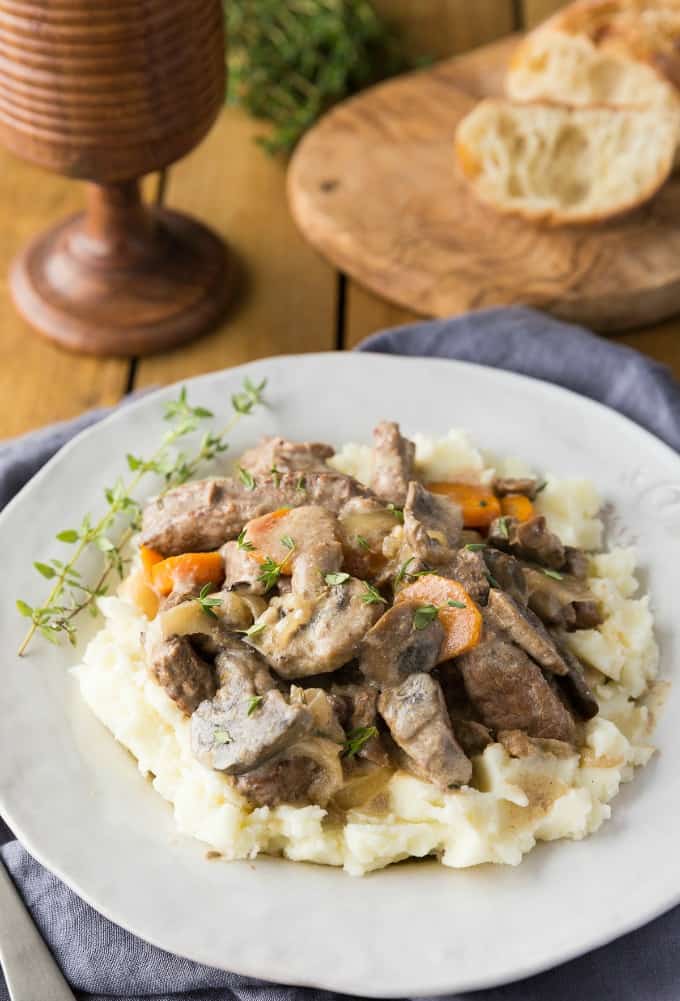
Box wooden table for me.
[2,0,680,440]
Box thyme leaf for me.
[342,725,378,759]
[16,378,267,655]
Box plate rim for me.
[1,350,679,996]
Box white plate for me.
[1,353,679,997]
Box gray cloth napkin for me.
[1,307,679,1001]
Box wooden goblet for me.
[0,0,231,356]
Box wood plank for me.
[522,0,566,29]
[345,285,422,349]
[371,0,515,60]
[135,106,337,389]
[617,319,680,382]
[345,1,516,349]
[291,40,680,338]
[0,156,129,439]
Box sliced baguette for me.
[454,99,676,224]
[506,2,680,166]
[506,26,676,110]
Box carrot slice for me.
[395,576,482,662]
[151,552,224,597]
[500,493,535,523]
[140,544,164,582]
[243,507,295,572]
[427,482,501,529]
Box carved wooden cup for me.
[0,0,230,355]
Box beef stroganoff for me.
[75,422,663,874]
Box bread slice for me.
[454,99,676,224]
[506,26,676,110]
[550,0,680,86]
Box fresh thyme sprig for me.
[226,0,416,155]
[393,556,435,590]
[361,582,387,605]
[16,378,267,655]
[257,536,296,592]
[194,584,223,620]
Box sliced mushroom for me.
[359,601,444,688]
[191,642,312,774]
[251,576,384,678]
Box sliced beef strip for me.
[442,547,490,605]
[550,633,599,721]
[370,421,416,506]
[331,682,389,766]
[141,471,373,556]
[438,664,494,755]
[498,730,575,759]
[148,635,217,715]
[493,476,539,499]
[252,575,384,678]
[403,481,463,566]
[453,719,494,756]
[238,436,334,477]
[483,548,528,605]
[484,589,568,676]
[236,754,323,807]
[359,601,444,688]
[378,673,472,787]
[191,641,312,774]
[457,634,576,743]
[488,515,565,570]
[523,566,603,632]
[563,547,589,579]
[221,540,268,595]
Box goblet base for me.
[10,204,231,356]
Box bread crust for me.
[454,98,676,225]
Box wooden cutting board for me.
[288,36,680,332]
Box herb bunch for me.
[226,0,416,154]
[16,377,267,655]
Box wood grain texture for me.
[0,157,128,438]
[618,319,680,382]
[345,1,517,348]
[135,106,337,388]
[290,35,680,334]
[0,0,229,356]
[0,0,225,180]
[521,0,567,29]
[371,0,515,59]
[345,285,421,349]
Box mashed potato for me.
[74,431,662,875]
